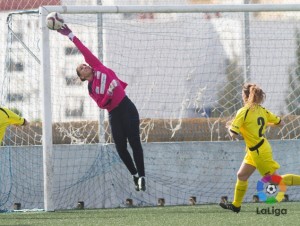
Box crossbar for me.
[41,4,300,14]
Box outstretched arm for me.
[57,24,104,69]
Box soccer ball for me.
[46,12,64,30]
[266,184,277,195]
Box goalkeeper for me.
[220,83,300,213]
[57,24,146,191]
[0,107,28,143]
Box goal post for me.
[40,7,54,212]
[41,4,300,13]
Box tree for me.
[213,54,244,117]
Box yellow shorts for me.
[243,139,280,176]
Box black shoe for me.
[138,177,146,191]
[219,202,241,213]
[133,176,139,191]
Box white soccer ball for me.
[46,12,64,30]
[266,184,277,195]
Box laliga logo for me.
[256,174,287,204]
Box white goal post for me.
[41,4,300,14]
[36,4,300,211]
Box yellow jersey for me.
[0,107,25,142]
[230,105,281,148]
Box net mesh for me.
[4,7,300,144]
[1,0,300,211]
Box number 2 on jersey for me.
[257,117,265,137]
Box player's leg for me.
[220,151,256,213]
[109,106,139,190]
[254,141,300,186]
[232,162,256,207]
[122,97,146,191]
[282,174,300,186]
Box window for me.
[14,62,24,71]
[65,76,82,86]
[65,47,80,55]
[7,93,24,102]
[65,98,84,117]
[6,61,24,72]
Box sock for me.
[132,173,138,178]
[232,179,248,207]
[282,174,300,186]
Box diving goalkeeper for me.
[57,24,146,192]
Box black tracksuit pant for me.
[109,96,145,177]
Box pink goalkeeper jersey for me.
[73,36,127,112]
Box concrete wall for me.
[0,140,299,211]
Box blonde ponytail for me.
[243,83,265,108]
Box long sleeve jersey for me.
[73,36,127,112]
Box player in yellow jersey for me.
[220,83,300,213]
[0,107,28,143]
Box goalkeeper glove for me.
[57,24,74,41]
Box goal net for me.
[1,1,300,211]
